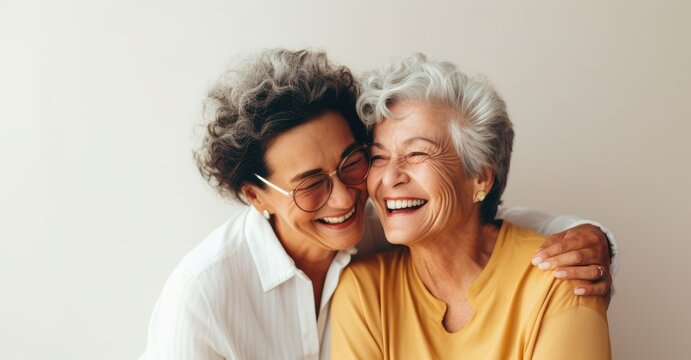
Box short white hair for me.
[357,53,514,222]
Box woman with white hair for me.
[330,54,611,359]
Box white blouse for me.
[140,203,618,360]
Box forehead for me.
[373,101,455,146]
[264,111,355,180]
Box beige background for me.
[1,0,689,358]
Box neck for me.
[288,247,335,317]
[291,250,336,278]
[409,219,499,300]
[272,218,337,316]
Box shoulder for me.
[539,273,608,321]
[157,206,257,305]
[500,222,606,319]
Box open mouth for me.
[316,207,356,225]
[386,199,428,214]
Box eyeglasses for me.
[254,145,371,212]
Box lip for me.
[319,207,355,219]
[383,197,427,201]
[314,206,358,229]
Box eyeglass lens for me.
[293,147,370,212]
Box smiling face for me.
[245,111,369,258]
[368,101,485,246]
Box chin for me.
[321,220,366,250]
[381,229,415,246]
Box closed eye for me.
[371,155,389,166]
[407,152,429,164]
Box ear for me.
[241,183,271,211]
[473,167,495,201]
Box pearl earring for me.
[476,190,487,202]
[262,210,271,219]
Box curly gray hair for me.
[195,49,366,202]
[357,53,514,223]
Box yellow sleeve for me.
[532,303,611,359]
[330,267,383,360]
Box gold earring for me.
[476,190,487,202]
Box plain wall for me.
[1,0,689,358]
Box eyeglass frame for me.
[253,144,371,212]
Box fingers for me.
[563,224,610,264]
[552,265,613,299]
[532,234,580,267]
[572,273,612,297]
[573,281,609,296]
[554,265,608,281]
[532,224,610,269]
[532,248,596,270]
[533,231,570,262]
[529,224,614,301]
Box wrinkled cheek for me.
[426,162,471,227]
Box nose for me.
[380,157,409,189]
[327,173,357,209]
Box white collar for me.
[244,206,357,292]
[245,206,297,292]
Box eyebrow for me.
[371,137,439,150]
[289,142,360,182]
[290,168,324,183]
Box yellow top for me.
[330,222,610,360]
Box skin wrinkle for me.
[370,102,479,246]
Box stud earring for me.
[475,190,487,202]
[262,210,271,219]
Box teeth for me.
[386,199,427,210]
[319,207,355,224]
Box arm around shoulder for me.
[498,206,621,275]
